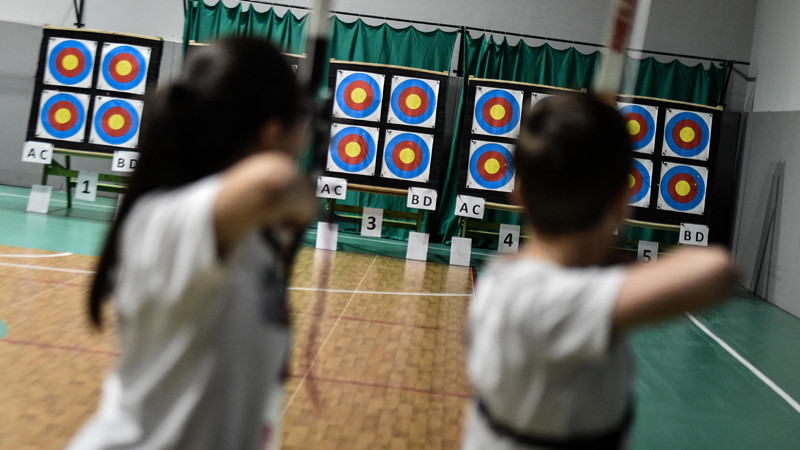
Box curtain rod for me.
[234,0,749,66]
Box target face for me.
[35,90,90,142]
[658,162,708,215]
[98,43,151,94]
[628,158,653,208]
[44,38,97,89]
[387,76,439,128]
[472,86,523,138]
[89,96,144,148]
[663,108,712,160]
[326,123,379,176]
[381,130,433,182]
[332,70,384,122]
[467,140,515,192]
[618,103,658,154]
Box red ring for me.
[481,97,513,128]
[629,166,643,195]
[337,134,369,164]
[101,106,133,138]
[343,80,374,111]
[671,119,703,149]
[55,47,86,78]
[667,172,698,204]
[397,86,429,117]
[47,100,79,131]
[108,53,141,84]
[624,112,649,143]
[391,141,423,171]
[476,151,508,182]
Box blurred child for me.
[68,37,316,449]
[462,93,738,449]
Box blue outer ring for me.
[101,45,147,91]
[47,40,93,85]
[40,93,85,139]
[619,104,655,150]
[329,126,376,172]
[660,165,706,211]
[664,111,710,157]
[93,99,140,145]
[384,133,431,179]
[335,73,382,119]
[629,159,651,203]
[390,79,436,125]
[469,143,515,190]
[474,89,521,136]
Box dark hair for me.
[514,93,632,235]
[89,37,303,327]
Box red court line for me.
[291,309,466,334]
[0,338,119,357]
[290,373,471,399]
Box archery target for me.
[472,86,523,138]
[662,108,712,160]
[381,130,433,182]
[658,162,708,215]
[89,96,144,148]
[327,123,379,176]
[35,90,90,142]
[44,38,97,89]
[467,140,515,192]
[98,43,151,95]
[618,103,658,154]
[628,158,653,208]
[333,70,384,122]
[387,76,439,128]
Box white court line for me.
[0,192,116,210]
[0,261,94,274]
[0,272,88,312]
[0,252,72,258]
[283,255,378,413]
[687,313,800,414]
[288,287,470,297]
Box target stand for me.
[40,149,129,208]
[325,183,427,233]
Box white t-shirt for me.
[463,256,633,450]
[69,176,291,450]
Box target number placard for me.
[381,130,433,183]
[658,162,708,215]
[472,86,523,138]
[98,43,151,95]
[387,76,439,128]
[89,96,144,148]
[618,103,658,154]
[327,123,379,176]
[628,158,653,208]
[44,37,97,89]
[333,70,384,122]
[662,108,712,160]
[466,140,516,193]
[35,90,90,142]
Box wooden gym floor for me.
[1,185,800,449]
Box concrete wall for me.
[731,0,800,317]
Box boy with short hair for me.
[462,93,739,449]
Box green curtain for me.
[183,0,307,55]
[626,56,727,106]
[328,17,459,240]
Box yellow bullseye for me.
[628,174,636,189]
[350,88,368,104]
[115,60,133,77]
[484,158,500,175]
[627,120,641,136]
[405,94,422,110]
[399,148,416,164]
[490,105,506,121]
[62,55,79,71]
[675,180,692,197]
[345,142,362,158]
[54,108,72,124]
[679,126,695,143]
[108,114,126,130]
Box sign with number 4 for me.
[497,224,520,253]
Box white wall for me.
[748,0,800,112]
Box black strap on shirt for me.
[476,396,633,450]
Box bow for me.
[593,0,652,99]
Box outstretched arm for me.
[612,246,740,335]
